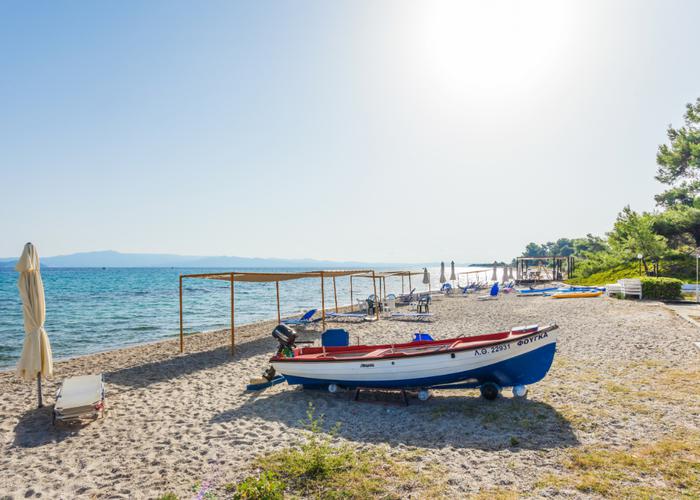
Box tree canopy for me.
[655,98,700,207]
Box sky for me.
[1,0,699,263]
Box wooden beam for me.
[276,281,281,324]
[230,273,235,355]
[179,275,183,353]
[372,270,379,320]
[332,276,338,312]
[320,272,326,331]
[350,276,354,311]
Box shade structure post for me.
[230,273,235,355]
[350,276,354,311]
[409,274,412,291]
[320,272,326,331]
[179,275,184,353]
[37,372,43,408]
[371,271,379,320]
[332,276,338,312]
[383,276,387,304]
[276,281,281,324]
[401,275,405,294]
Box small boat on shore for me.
[551,290,603,299]
[516,287,558,296]
[269,324,558,400]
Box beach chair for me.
[384,294,396,312]
[619,279,642,299]
[398,288,416,305]
[367,295,382,315]
[417,295,431,313]
[389,312,434,321]
[53,374,105,425]
[327,312,373,322]
[605,283,623,297]
[282,309,319,327]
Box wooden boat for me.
[551,290,603,299]
[269,324,558,399]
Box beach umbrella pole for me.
[37,372,43,408]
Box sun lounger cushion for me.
[54,374,104,422]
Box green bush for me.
[640,277,682,300]
[232,471,285,500]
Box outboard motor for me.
[272,324,297,355]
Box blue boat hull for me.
[284,342,556,390]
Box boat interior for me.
[276,325,543,361]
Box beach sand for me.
[1,293,699,498]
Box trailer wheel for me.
[328,383,338,393]
[417,389,431,401]
[480,382,500,401]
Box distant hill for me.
[0,250,411,269]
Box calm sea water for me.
[0,266,454,369]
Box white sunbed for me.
[619,279,643,299]
[389,312,434,321]
[53,374,105,425]
[327,312,376,322]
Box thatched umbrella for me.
[15,243,53,408]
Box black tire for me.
[480,382,500,401]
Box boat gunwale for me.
[270,325,558,363]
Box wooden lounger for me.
[53,374,105,425]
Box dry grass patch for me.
[536,431,700,498]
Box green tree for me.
[655,98,700,207]
[572,234,608,255]
[523,242,547,258]
[651,205,700,251]
[608,206,668,273]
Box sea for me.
[0,265,484,370]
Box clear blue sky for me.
[1,1,699,263]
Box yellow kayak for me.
[551,291,603,299]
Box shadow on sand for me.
[211,388,579,451]
[104,329,319,389]
[12,406,88,449]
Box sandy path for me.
[1,293,698,498]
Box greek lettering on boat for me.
[517,331,548,346]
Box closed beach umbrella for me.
[16,243,53,408]
[450,261,457,281]
[508,266,514,280]
[422,267,431,291]
[502,267,509,284]
[491,262,498,281]
[439,262,446,284]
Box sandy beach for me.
[1,293,699,499]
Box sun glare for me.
[414,1,577,100]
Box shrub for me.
[232,471,285,500]
[640,277,682,300]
